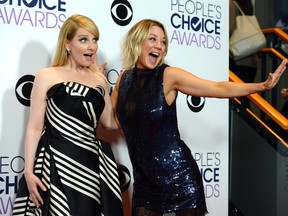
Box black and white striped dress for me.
[12,82,123,216]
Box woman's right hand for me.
[25,172,47,207]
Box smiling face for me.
[66,28,98,68]
[136,25,167,70]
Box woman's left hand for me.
[263,59,287,90]
[91,62,107,74]
[90,55,107,74]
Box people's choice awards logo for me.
[15,75,35,107]
[0,0,67,29]
[194,152,221,198]
[0,156,25,215]
[186,95,205,112]
[169,0,222,50]
[110,0,133,26]
[117,165,131,192]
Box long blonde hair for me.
[121,19,168,70]
[51,14,100,67]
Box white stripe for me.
[55,158,100,184]
[51,146,99,179]
[61,179,100,203]
[47,98,94,135]
[55,162,100,191]
[99,154,121,192]
[46,106,94,139]
[63,136,98,154]
[100,167,122,201]
[98,145,122,200]
[50,184,69,206]
[14,196,28,202]
[49,184,70,216]
[83,101,98,128]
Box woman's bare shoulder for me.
[35,66,60,77]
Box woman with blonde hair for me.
[111,19,287,215]
[12,14,123,216]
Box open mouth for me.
[84,53,93,61]
[149,52,159,64]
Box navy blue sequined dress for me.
[116,64,207,215]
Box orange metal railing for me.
[229,28,288,135]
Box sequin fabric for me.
[133,207,207,216]
[116,64,207,215]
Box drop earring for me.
[67,49,71,55]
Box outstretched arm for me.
[164,59,287,100]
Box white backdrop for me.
[0,0,229,215]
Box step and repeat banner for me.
[0,0,229,215]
